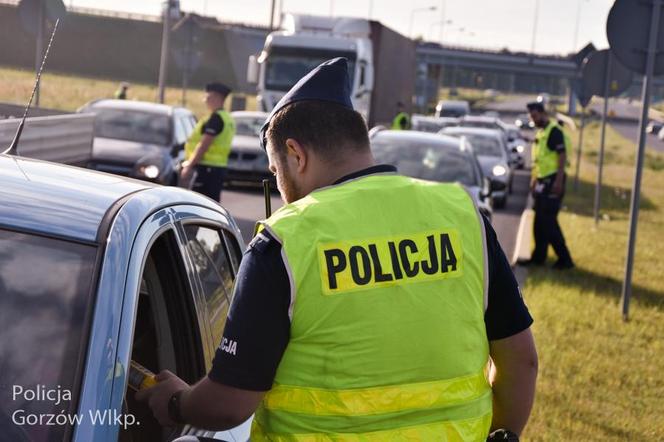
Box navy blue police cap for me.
[206,82,231,96]
[260,57,353,150]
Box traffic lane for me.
[491,169,531,260]
[221,186,284,245]
[610,121,663,153]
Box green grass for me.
[521,121,664,440]
[0,66,256,119]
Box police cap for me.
[206,82,231,96]
[526,101,546,113]
[259,57,353,150]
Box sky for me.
[67,0,614,55]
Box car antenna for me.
[3,18,60,156]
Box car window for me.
[462,135,504,158]
[234,116,264,137]
[92,109,172,145]
[0,230,96,442]
[371,139,480,186]
[183,225,236,346]
[173,116,188,145]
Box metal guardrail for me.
[0,113,95,166]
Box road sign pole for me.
[574,107,586,191]
[621,0,662,321]
[593,52,612,225]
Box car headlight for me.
[139,164,160,179]
[492,165,507,177]
[516,145,525,153]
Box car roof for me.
[231,111,269,119]
[82,99,183,115]
[371,130,466,151]
[442,126,504,138]
[0,154,153,243]
[461,115,501,123]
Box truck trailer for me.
[247,14,416,128]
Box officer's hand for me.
[135,370,189,427]
[551,178,563,197]
[180,162,194,182]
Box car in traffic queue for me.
[78,99,197,185]
[410,114,459,134]
[226,111,272,185]
[514,113,535,131]
[440,126,513,209]
[456,115,524,169]
[0,153,252,442]
[434,100,471,118]
[368,129,493,222]
[504,125,527,169]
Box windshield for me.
[371,139,480,186]
[461,134,504,158]
[0,230,96,441]
[234,116,265,137]
[92,109,172,145]
[265,47,356,92]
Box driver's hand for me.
[135,370,189,427]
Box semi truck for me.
[247,14,416,128]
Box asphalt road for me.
[220,172,531,260]
[610,121,663,153]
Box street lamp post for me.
[409,6,437,38]
[530,0,540,54]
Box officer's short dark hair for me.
[206,82,231,96]
[267,101,369,162]
[527,102,545,113]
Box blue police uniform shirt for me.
[208,165,533,391]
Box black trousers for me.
[192,165,226,202]
[531,177,573,264]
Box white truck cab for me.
[248,14,374,121]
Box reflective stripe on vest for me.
[252,174,491,441]
[185,109,235,167]
[392,112,410,130]
[533,120,570,178]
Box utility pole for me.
[269,0,276,31]
[157,0,175,104]
[530,0,540,54]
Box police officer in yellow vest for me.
[138,58,538,441]
[180,82,236,201]
[392,101,411,130]
[114,82,129,100]
[518,102,574,270]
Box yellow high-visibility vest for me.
[533,120,570,178]
[252,173,492,441]
[185,109,235,167]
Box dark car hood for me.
[231,135,262,152]
[92,137,169,163]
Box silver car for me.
[226,111,272,185]
[0,153,251,441]
[441,127,513,209]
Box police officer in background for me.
[391,101,411,130]
[180,82,236,201]
[114,82,129,100]
[137,58,537,441]
[519,101,574,270]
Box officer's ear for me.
[285,138,307,173]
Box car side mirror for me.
[482,177,492,198]
[489,178,504,192]
[171,143,184,158]
[511,146,518,153]
[247,55,259,85]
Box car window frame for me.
[171,205,244,364]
